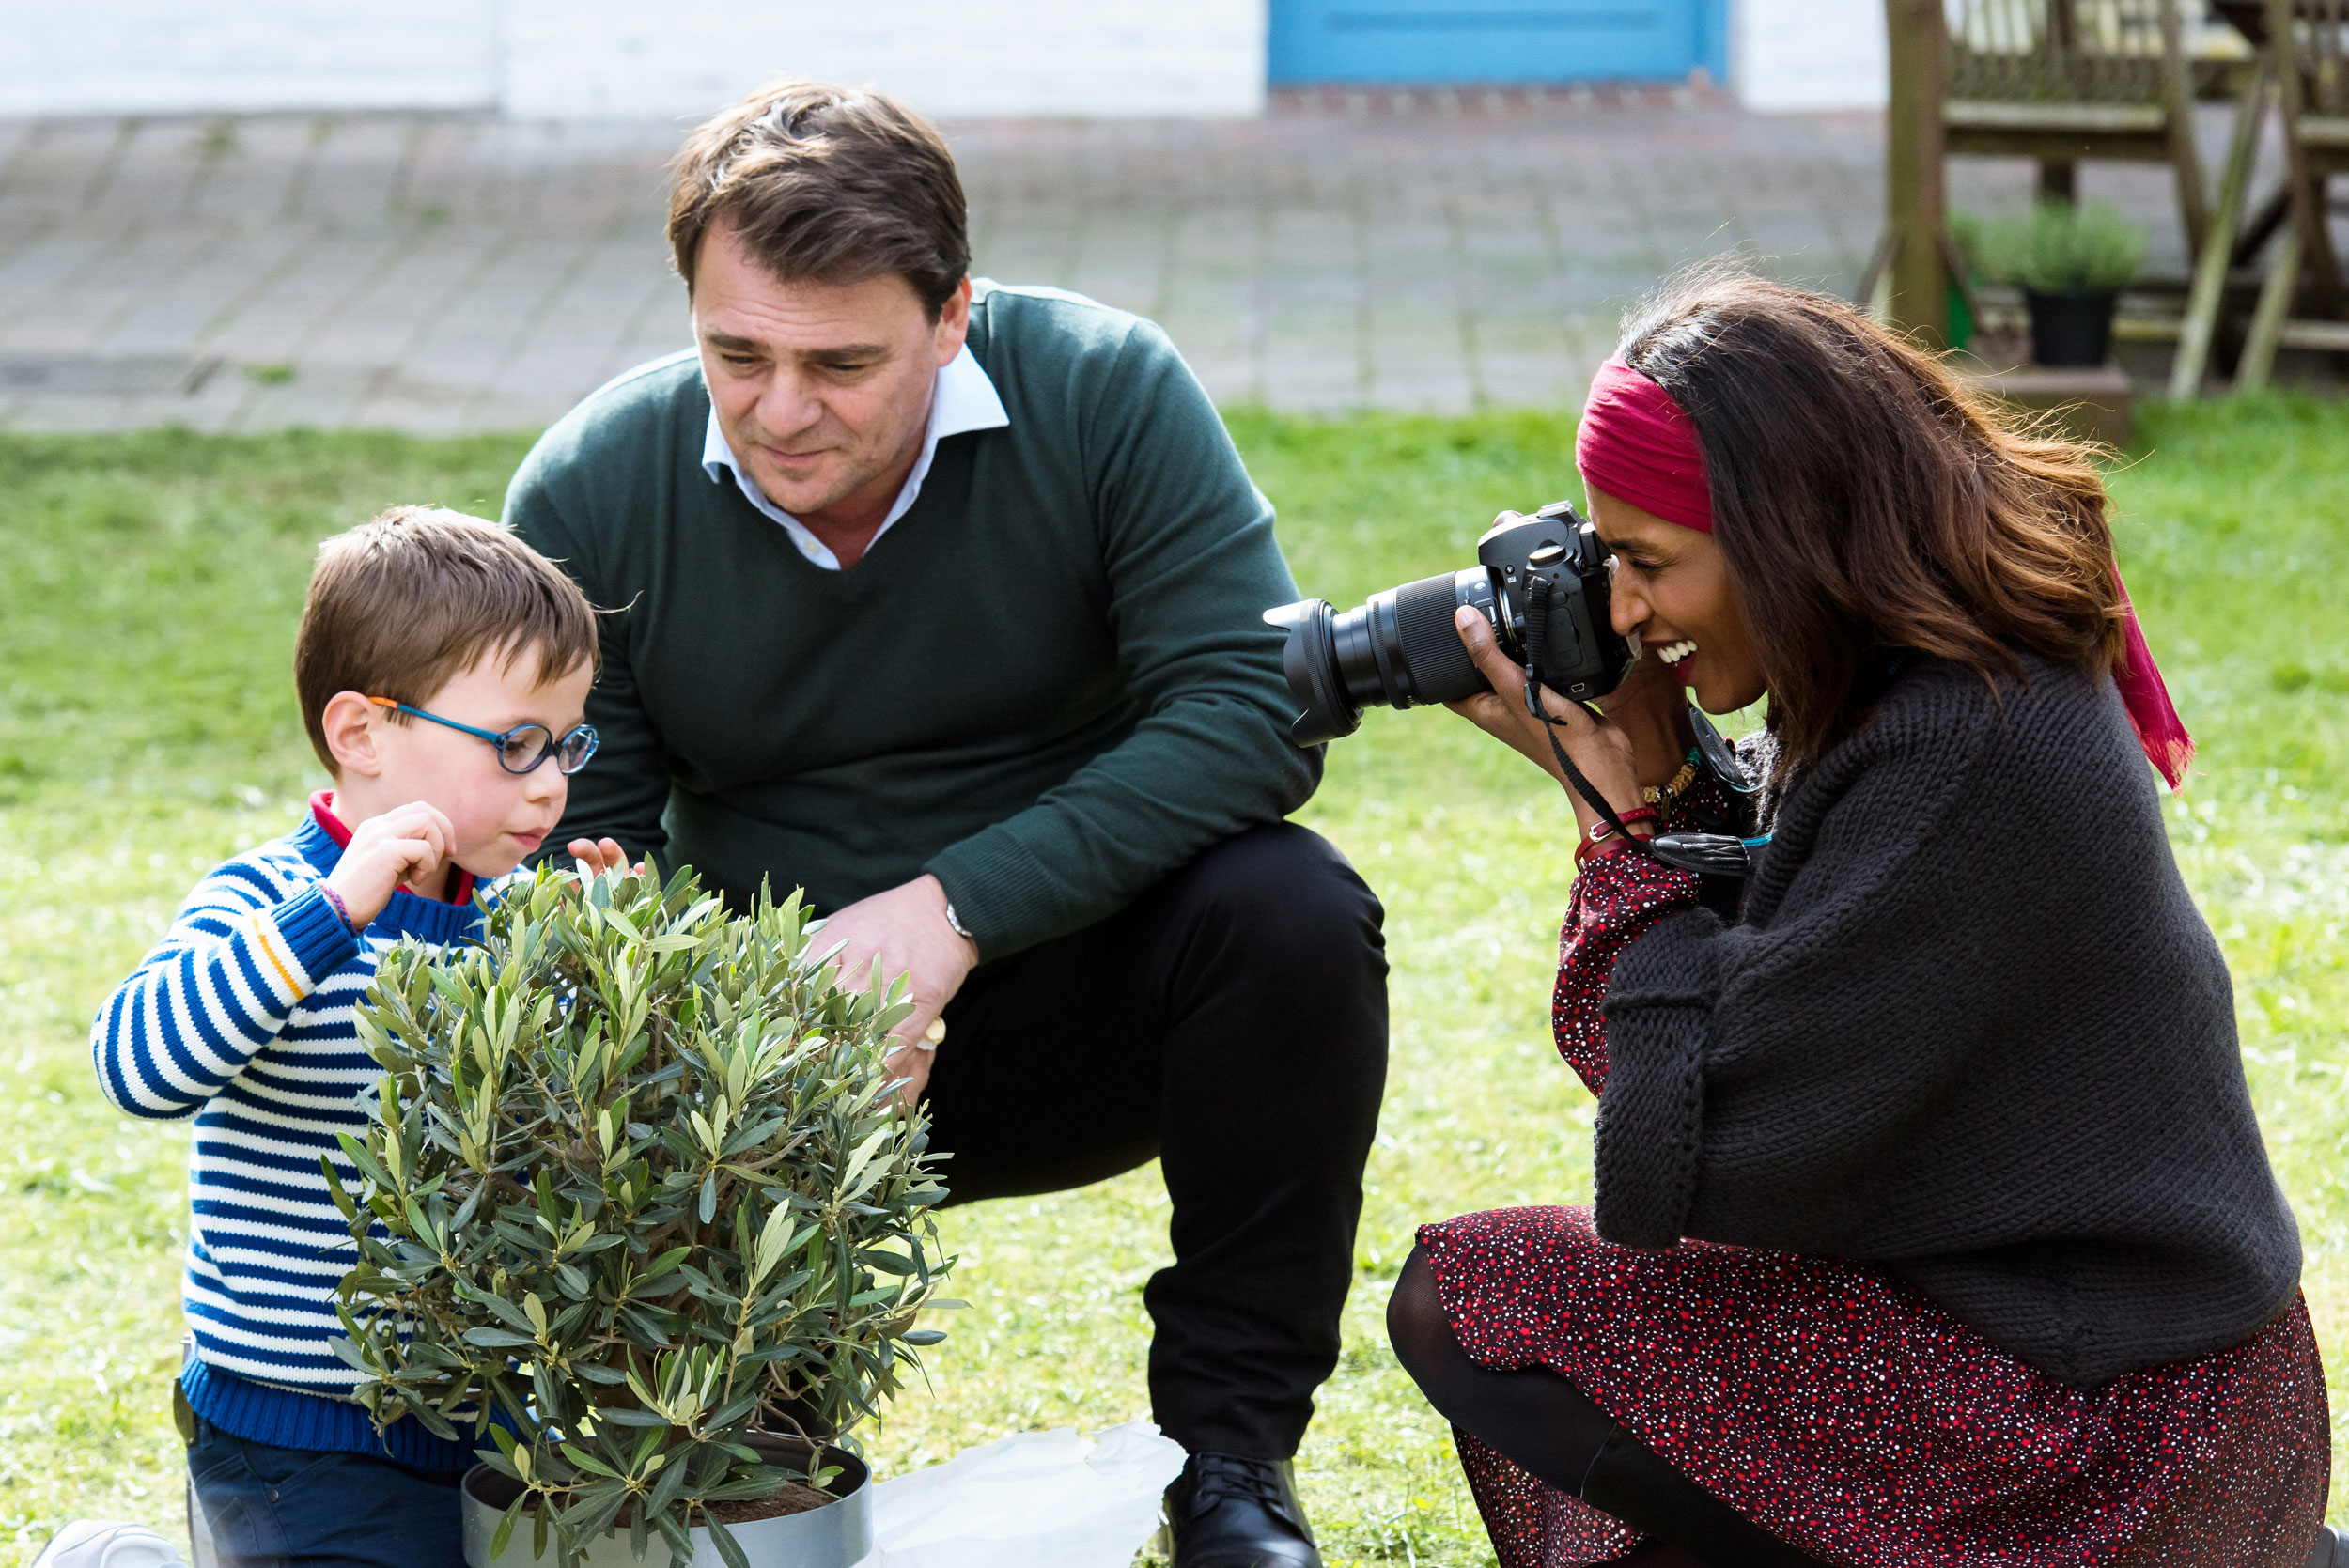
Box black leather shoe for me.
[2309,1524,2345,1568]
[1167,1452,1322,1568]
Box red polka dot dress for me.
[1416,777,2331,1568]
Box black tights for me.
[1387,1246,1828,1568]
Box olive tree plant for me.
[325,865,955,1567]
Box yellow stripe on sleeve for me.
[247,910,303,998]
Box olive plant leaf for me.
[334,864,952,1554]
[707,1517,752,1568]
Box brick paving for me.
[0,89,2200,433]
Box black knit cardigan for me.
[1596,652,2302,1387]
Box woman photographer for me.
[1386,271,2329,1568]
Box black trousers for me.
[921,822,1389,1460]
[1388,1248,1826,1568]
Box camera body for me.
[1266,500,1633,747]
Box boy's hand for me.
[323,802,457,928]
[566,837,640,879]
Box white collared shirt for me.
[701,345,1011,570]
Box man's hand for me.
[323,802,458,927]
[817,873,979,1105]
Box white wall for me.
[1734,0,1889,111]
[0,0,1268,121]
[3,0,1882,121]
[0,0,498,117]
[503,1,1268,119]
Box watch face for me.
[1690,706,1759,795]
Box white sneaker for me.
[29,1522,188,1568]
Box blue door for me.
[1268,0,1726,85]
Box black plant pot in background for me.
[2025,287,2121,367]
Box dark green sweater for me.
[504,283,1320,959]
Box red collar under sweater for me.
[308,789,478,906]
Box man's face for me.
[692,219,970,526]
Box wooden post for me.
[2238,226,2301,391]
[2170,59,2271,402]
[1886,0,1950,348]
[2157,0,2210,260]
[2270,0,2345,317]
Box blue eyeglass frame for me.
[366,697,599,775]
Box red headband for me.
[1575,357,1713,532]
[1574,356,2194,788]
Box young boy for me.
[91,506,625,1567]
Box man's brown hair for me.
[1615,269,2127,773]
[294,506,599,771]
[667,80,970,317]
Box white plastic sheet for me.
[860,1421,1188,1567]
[31,1522,188,1568]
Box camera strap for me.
[1520,672,1655,847]
[1518,569,1653,848]
[1520,582,1759,879]
[1536,699,1765,881]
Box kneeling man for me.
[506,81,1389,1568]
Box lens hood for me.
[1264,598,1361,747]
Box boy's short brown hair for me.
[294,506,599,772]
[666,79,969,318]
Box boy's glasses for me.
[366,697,599,775]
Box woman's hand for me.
[1444,606,1655,840]
[1591,636,1701,784]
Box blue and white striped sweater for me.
[93,805,482,1467]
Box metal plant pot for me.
[2025,287,2121,368]
[460,1438,872,1568]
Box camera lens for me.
[1265,598,1357,746]
[1265,568,1498,746]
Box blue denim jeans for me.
[186,1416,465,1568]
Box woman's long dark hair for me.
[1617,269,2127,771]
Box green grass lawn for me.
[2,400,2345,1564]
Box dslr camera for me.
[1263,501,1634,748]
[1264,500,1766,882]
